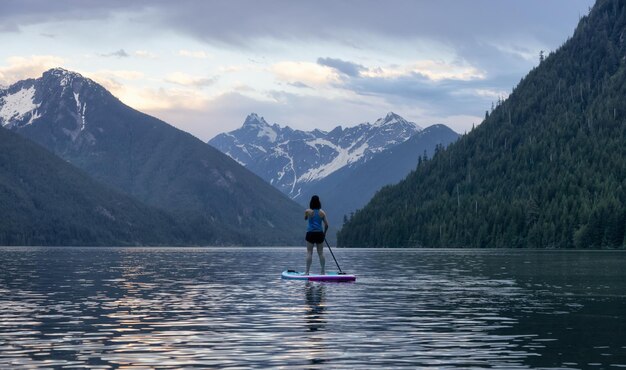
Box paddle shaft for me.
[324,237,344,274]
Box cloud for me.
[101,0,594,64]
[316,56,485,82]
[361,60,485,82]
[84,70,145,106]
[0,1,593,64]
[178,49,211,59]
[271,61,339,87]
[85,69,145,94]
[113,84,209,111]
[164,72,217,87]
[99,70,145,80]
[317,57,365,77]
[287,81,311,89]
[271,56,495,118]
[135,50,158,59]
[100,49,130,58]
[82,69,208,111]
[0,0,595,88]
[217,65,245,73]
[344,73,496,116]
[473,88,510,100]
[0,55,65,85]
[272,56,505,119]
[0,1,154,33]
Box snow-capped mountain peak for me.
[0,68,102,143]
[44,68,89,88]
[209,112,423,198]
[241,113,278,143]
[373,111,417,128]
[243,113,268,127]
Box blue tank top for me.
[307,209,324,232]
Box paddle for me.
[324,237,346,274]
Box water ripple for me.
[0,247,625,368]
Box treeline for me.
[338,0,626,249]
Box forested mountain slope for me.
[338,0,626,249]
[0,126,184,246]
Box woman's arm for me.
[320,210,329,233]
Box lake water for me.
[0,247,625,369]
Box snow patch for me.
[49,68,82,88]
[299,142,370,182]
[235,144,253,159]
[305,138,336,150]
[0,86,39,126]
[225,151,246,166]
[26,110,41,126]
[73,92,87,131]
[257,124,277,142]
[60,75,72,87]
[273,145,298,194]
[251,144,267,153]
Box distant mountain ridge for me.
[0,68,304,245]
[209,112,422,199]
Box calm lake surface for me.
[0,247,625,369]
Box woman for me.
[304,195,329,275]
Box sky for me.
[0,0,595,141]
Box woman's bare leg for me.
[316,243,325,274]
[305,242,314,274]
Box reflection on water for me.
[0,247,625,368]
[305,282,326,333]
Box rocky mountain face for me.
[209,112,422,199]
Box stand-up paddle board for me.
[281,270,356,282]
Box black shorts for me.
[305,231,325,244]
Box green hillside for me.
[338,0,626,249]
[0,127,186,246]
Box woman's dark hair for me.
[309,195,322,209]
